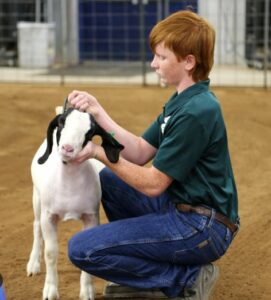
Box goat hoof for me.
[79,286,95,300]
[43,283,59,300]
[27,259,40,276]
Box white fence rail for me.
[0,0,270,87]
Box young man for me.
[68,10,239,299]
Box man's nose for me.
[151,57,158,69]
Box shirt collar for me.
[164,79,210,115]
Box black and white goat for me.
[26,108,124,300]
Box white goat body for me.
[31,141,101,221]
[26,108,123,300]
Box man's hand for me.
[73,141,101,163]
[68,90,101,117]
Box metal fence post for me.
[264,0,270,89]
[139,0,147,86]
[47,0,54,23]
[35,0,41,22]
[164,0,169,17]
[60,0,68,85]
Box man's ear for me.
[185,54,196,72]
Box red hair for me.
[149,10,215,81]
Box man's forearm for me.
[95,146,172,197]
[94,108,154,165]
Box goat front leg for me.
[41,211,60,300]
[79,213,100,300]
[27,187,42,276]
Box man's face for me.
[151,43,186,87]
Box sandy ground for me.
[0,83,270,300]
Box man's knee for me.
[68,227,107,266]
[68,232,94,268]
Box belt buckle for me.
[176,204,191,213]
[195,206,210,217]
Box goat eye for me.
[82,129,94,148]
[56,129,61,145]
[82,139,88,148]
[58,116,65,128]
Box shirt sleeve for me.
[141,114,163,148]
[153,113,209,182]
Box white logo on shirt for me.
[161,116,171,134]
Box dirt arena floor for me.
[0,83,270,300]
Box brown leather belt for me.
[176,203,238,234]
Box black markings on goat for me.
[38,108,124,164]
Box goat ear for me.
[93,122,124,163]
[38,114,61,164]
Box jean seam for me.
[173,209,209,238]
[172,235,218,263]
[85,235,192,258]
[85,251,185,286]
[207,208,216,228]
[209,226,229,255]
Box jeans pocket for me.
[173,236,221,265]
[174,210,208,239]
[209,222,232,255]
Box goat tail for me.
[38,114,61,164]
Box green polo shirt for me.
[142,80,238,223]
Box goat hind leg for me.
[80,272,95,300]
[27,186,42,276]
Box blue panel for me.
[79,0,198,62]
[95,2,109,13]
[169,1,198,14]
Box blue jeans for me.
[68,168,234,298]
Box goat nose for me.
[62,144,74,153]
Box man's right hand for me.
[68,90,101,117]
